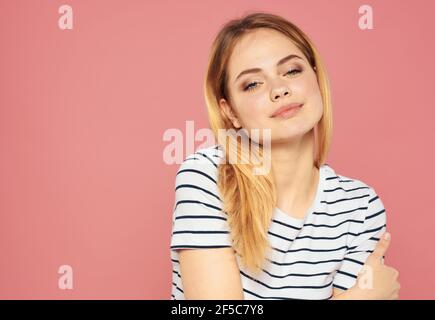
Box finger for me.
[371,231,391,261]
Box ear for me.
[219,98,242,129]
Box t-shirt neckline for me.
[273,164,326,225]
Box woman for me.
[170,11,400,300]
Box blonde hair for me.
[203,11,333,275]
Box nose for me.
[271,88,292,101]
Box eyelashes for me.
[243,68,303,92]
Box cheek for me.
[298,77,323,114]
[293,74,318,97]
[235,98,269,127]
[309,87,324,117]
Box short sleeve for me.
[332,186,387,291]
[169,152,233,250]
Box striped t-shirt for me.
[170,144,387,300]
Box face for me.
[219,28,324,144]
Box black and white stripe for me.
[169,144,387,300]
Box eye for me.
[243,81,260,92]
[285,68,302,76]
[242,68,303,92]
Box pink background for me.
[0,0,434,299]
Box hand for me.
[354,231,401,299]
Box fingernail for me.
[384,232,390,240]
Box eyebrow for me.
[234,53,304,83]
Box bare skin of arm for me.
[178,247,244,299]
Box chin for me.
[271,127,314,142]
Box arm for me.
[170,151,244,299]
[331,232,400,300]
[332,186,387,292]
[330,186,400,300]
[330,286,368,300]
[331,287,346,299]
[179,247,244,299]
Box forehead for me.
[228,28,306,81]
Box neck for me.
[271,129,319,211]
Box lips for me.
[270,103,303,118]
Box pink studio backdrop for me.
[0,0,434,299]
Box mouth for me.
[270,103,304,119]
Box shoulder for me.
[322,164,386,222]
[173,144,226,207]
[323,164,381,203]
[176,144,224,184]
[170,145,232,249]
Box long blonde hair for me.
[203,11,333,275]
